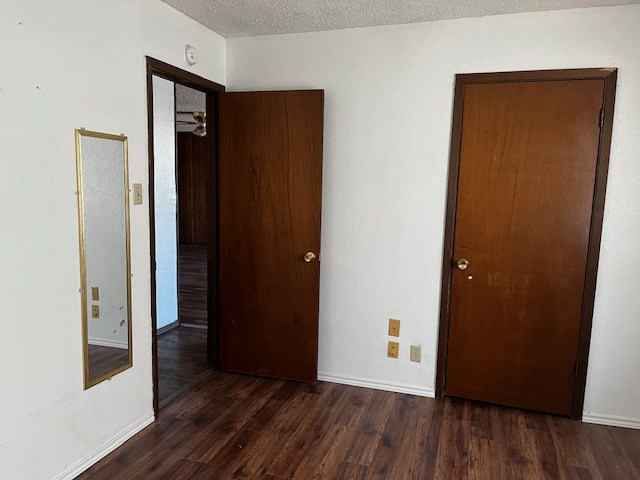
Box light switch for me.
[133,183,143,205]
[91,287,99,301]
[91,305,99,318]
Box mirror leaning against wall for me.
[75,129,132,389]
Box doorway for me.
[146,58,224,415]
[436,68,617,419]
[147,59,325,415]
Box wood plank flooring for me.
[158,326,208,406]
[78,371,640,479]
[87,344,129,381]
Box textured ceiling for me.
[160,0,639,37]
[176,84,205,133]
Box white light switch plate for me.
[132,183,143,205]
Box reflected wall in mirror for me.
[75,129,132,389]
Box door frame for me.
[146,57,225,415]
[435,68,618,420]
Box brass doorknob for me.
[304,252,317,263]
[456,258,469,270]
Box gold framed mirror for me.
[75,129,132,389]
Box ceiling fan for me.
[176,111,206,137]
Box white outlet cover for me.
[410,344,422,363]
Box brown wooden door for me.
[445,79,605,415]
[218,90,323,382]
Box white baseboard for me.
[318,373,435,398]
[88,338,128,349]
[53,412,155,480]
[321,375,640,430]
[583,412,640,430]
[157,319,180,335]
[180,323,208,330]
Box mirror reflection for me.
[75,129,132,388]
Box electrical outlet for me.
[388,318,400,337]
[410,344,422,363]
[387,341,399,358]
[91,305,100,318]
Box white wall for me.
[152,76,179,330]
[227,5,640,425]
[0,1,225,479]
[1,2,638,478]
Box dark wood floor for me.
[158,326,208,406]
[87,344,129,381]
[78,371,640,479]
[179,243,208,327]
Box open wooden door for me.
[218,90,324,382]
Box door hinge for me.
[574,361,579,379]
[599,108,605,128]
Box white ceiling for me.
[161,0,639,37]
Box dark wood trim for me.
[145,62,159,416]
[435,68,618,421]
[146,56,225,417]
[435,74,466,399]
[147,57,225,94]
[571,69,618,419]
[455,67,617,85]
[205,87,220,369]
[173,81,181,337]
